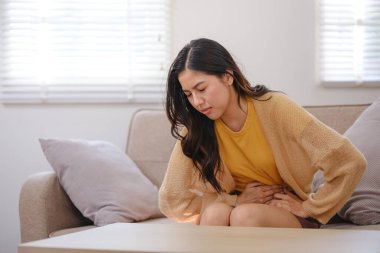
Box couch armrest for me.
[19,171,92,242]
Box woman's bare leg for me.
[200,202,234,226]
[230,203,302,228]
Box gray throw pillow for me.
[313,97,380,225]
[39,138,163,226]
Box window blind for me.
[0,0,171,103]
[318,0,380,87]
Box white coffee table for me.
[19,223,380,253]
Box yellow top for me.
[215,99,283,192]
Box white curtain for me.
[0,0,171,103]
[318,0,380,87]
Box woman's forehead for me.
[179,70,218,90]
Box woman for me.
[159,38,366,228]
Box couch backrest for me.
[126,109,176,187]
[304,105,368,134]
[126,104,369,187]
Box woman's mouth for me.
[200,107,212,115]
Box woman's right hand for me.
[235,181,284,206]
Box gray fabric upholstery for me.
[19,172,92,242]
[304,104,368,134]
[20,103,379,243]
[126,109,176,187]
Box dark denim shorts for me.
[295,216,321,229]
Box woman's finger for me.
[269,200,291,212]
[283,189,301,201]
[274,193,293,201]
[263,195,274,204]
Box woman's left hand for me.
[268,188,308,218]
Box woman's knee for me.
[230,204,267,227]
[200,202,233,226]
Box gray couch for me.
[19,104,380,243]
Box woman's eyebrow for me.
[182,81,205,92]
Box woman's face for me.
[178,69,234,120]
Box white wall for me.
[1,1,380,252]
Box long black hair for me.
[166,38,270,193]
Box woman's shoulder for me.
[253,91,314,127]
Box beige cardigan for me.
[159,92,366,224]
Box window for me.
[0,0,171,103]
[318,0,380,87]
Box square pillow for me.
[313,97,380,225]
[39,138,163,226]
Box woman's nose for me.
[192,93,204,106]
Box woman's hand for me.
[269,189,308,218]
[235,181,284,206]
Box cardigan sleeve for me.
[301,122,367,224]
[159,131,237,223]
[158,138,203,222]
[267,93,367,224]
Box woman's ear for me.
[224,70,234,86]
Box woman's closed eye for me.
[183,85,207,98]
[197,86,207,92]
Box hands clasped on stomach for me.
[199,181,307,227]
[235,181,283,205]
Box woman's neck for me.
[220,97,248,132]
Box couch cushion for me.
[50,225,96,238]
[40,138,164,226]
[321,223,380,230]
